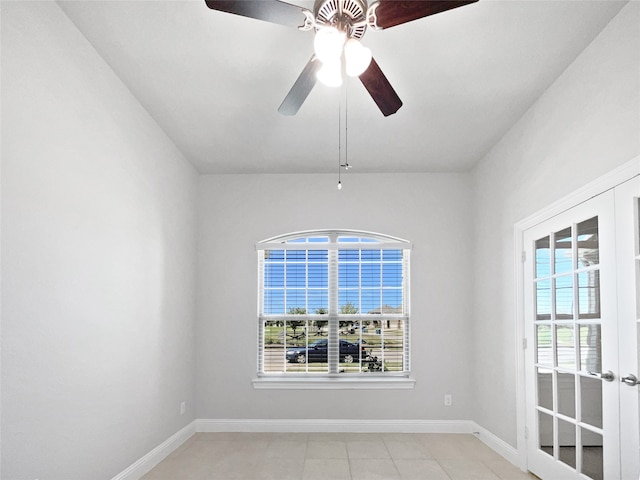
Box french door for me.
[523,176,640,480]
[615,177,640,480]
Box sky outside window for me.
[263,242,404,315]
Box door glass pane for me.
[536,279,551,320]
[556,324,576,370]
[557,372,576,418]
[537,368,553,410]
[538,411,554,456]
[578,270,600,319]
[579,324,602,372]
[536,236,551,278]
[577,217,599,267]
[580,429,603,480]
[580,375,603,428]
[558,418,577,469]
[555,227,573,274]
[536,324,552,366]
[555,275,574,319]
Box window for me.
[255,230,411,385]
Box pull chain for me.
[337,89,342,190]
[337,82,350,189]
[345,86,349,170]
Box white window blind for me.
[256,230,411,378]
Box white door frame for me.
[614,176,640,479]
[514,157,640,472]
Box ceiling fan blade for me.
[278,56,321,116]
[372,0,478,29]
[204,0,308,28]
[359,57,402,117]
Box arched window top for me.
[257,229,411,250]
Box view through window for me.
[256,230,411,376]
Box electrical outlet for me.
[180,401,186,415]
[444,394,452,406]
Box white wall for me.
[196,173,474,421]
[471,1,640,447]
[2,0,637,476]
[1,2,198,479]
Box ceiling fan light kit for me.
[313,27,346,63]
[316,58,343,87]
[205,0,478,116]
[311,0,371,85]
[344,38,372,77]
[313,29,372,85]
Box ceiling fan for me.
[205,0,478,116]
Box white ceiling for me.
[58,0,626,174]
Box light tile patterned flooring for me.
[141,432,537,480]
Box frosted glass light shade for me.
[314,28,346,63]
[344,38,372,77]
[316,58,343,87]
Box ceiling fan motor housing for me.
[314,0,367,39]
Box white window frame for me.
[253,229,415,389]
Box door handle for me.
[587,370,615,382]
[621,374,640,386]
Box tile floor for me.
[141,432,538,480]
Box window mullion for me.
[359,250,362,315]
[328,248,339,373]
[305,251,309,314]
[379,252,383,314]
[283,259,287,314]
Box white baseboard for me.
[111,420,196,480]
[195,418,475,434]
[111,418,523,480]
[471,422,520,467]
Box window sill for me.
[252,376,416,390]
